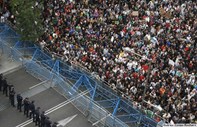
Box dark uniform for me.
[51,122,58,127]
[44,117,52,127]
[2,78,8,96]
[29,101,35,120]
[40,111,46,127]
[35,107,40,126]
[8,85,14,98]
[0,74,3,91]
[23,98,30,117]
[9,88,15,107]
[17,94,23,112]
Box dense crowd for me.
[1,0,197,124]
[0,1,15,24]
[38,0,197,124]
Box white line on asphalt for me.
[46,90,89,115]
[16,90,89,127]
[29,80,49,89]
[92,114,111,126]
[57,114,78,126]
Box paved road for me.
[0,88,66,127]
[26,103,93,127]
[0,65,94,127]
[0,84,93,127]
[24,87,93,127]
[0,46,94,127]
[4,68,41,93]
[0,92,11,112]
[0,68,42,113]
[0,104,28,127]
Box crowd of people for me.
[1,0,197,124]
[0,74,58,127]
[38,0,196,124]
[0,1,15,24]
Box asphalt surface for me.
[0,104,27,127]
[0,68,93,127]
[4,68,41,93]
[26,103,93,127]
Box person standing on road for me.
[51,122,58,127]
[9,87,15,107]
[44,116,52,127]
[35,107,41,126]
[23,97,30,117]
[29,100,36,120]
[2,78,8,96]
[8,84,14,98]
[40,111,46,127]
[0,73,3,91]
[17,94,23,112]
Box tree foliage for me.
[9,0,44,42]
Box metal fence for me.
[0,23,160,127]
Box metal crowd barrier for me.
[0,23,160,127]
[44,42,167,126]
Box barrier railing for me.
[0,23,160,127]
[52,75,129,127]
[44,40,168,124]
[47,46,166,125]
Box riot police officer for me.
[40,111,46,127]
[2,78,8,96]
[9,87,15,107]
[35,107,40,126]
[8,84,14,98]
[52,122,58,127]
[17,94,23,112]
[44,116,52,127]
[0,73,3,91]
[23,97,30,117]
[29,101,35,120]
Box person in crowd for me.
[0,0,15,24]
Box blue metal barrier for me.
[0,23,159,127]
[59,60,83,80]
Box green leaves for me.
[10,0,44,42]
